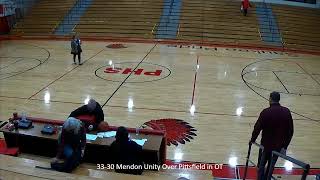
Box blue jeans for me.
[64,145,75,158]
[64,145,81,172]
[51,145,81,173]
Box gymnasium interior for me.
[0,0,319,179]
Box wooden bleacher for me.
[272,4,320,51]
[178,0,263,45]
[75,0,163,38]
[273,174,316,180]
[0,154,212,179]
[7,0,319,53]
[11,0,77,35]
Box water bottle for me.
[13,120,19,130]
[21,112,26,121]
[135,126,140,135]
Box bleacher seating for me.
[8,0,320,52]
[178,0,263,45]
[11,0,77,35]
[0,154,211,179]
[75,0,163,38]
[272,4,320,51]
[0,154,151,179]
[273,174,316,180]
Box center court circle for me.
[95,62,171,83]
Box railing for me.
[243,142,266,180]
[177,24,181,38]
[51,21,60,33]
[150,23,158,38]
[58,0,81,34]
[266,151,310,180]
[258,27,263,42]
[72,24,78,32]
[244,142,311,180]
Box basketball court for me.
[0,39,319,177]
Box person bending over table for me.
[69,99,108,131]
[110,126,144,175]
[51,117,86,173]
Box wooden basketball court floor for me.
[0,39,319,170]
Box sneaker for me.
[79,63,83,65]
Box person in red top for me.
[250,91,294,179]
[241,0,252,16]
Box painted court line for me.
[296,62,320,86]
[27,49,105,100]
[101,43,157,107]
[191,55,199,106]
[273,71,290,93]
[2,96,315,122]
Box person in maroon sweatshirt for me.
[250,91,294,179]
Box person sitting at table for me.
[51,117,86,173]
[110,126,144,175]
[69,99,108,131]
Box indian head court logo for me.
[106,43,127,49]
[144,118,197,146]
[95,62,171,83]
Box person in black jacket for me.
[70,35,82,65]
[69,99,105,131]
[110,126,144,175]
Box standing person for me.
[71,34,82,65]
[241,0,252,16]
[51,117,86,173]
[250,91,294,179]
[69,99,107,131]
